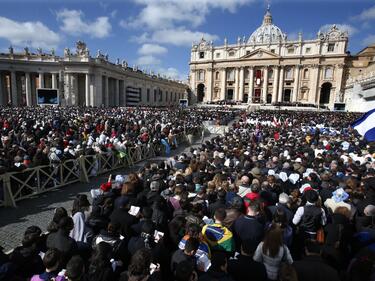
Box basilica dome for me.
[248,7,286,44]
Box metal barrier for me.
[0,130,199,208]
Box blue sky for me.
[0,0,374,80]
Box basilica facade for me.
[189,7,348,108]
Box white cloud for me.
[133,28,219,47]
[319,24,358,37]
[158,67,187,81]
[0,16,60,49]
[56,9,112,38]
[110,10,118,19]
[124,0,252,30]
[138,43,167,55]
[362,34,375,46]
[136,55,161,66]
[353,5,375,21]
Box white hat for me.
[279,172,288,182]
[279,193,290,204]
[115,175,125,184]
[289,173,300,185]
[268,169,275,176]
[295,158,302,163]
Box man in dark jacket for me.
[171,237,199,273]
[110,197,138,238]
[293,240,340,281]
[198,251,234,281]
[227,239,267,281]
[46,217,78,266]
[233,200,264,250]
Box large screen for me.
[179,99,188,108]
[37,89,59,105]
[333,103,346,111]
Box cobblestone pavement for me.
[0,134,214,252]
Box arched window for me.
[325,67,333,79]
[228,51,235,57]
[303,68,309,79]
[285,67,293,79]
[215,71,220,80]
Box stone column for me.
[25,73,32,106]
[70,74,78,106]
[234,68,239,101]
[310,65,320,104]
[52,73,57,89]
[292,65,300,102]
[122,78,127,106]
[104,76,109,107]
[38,73,44,88]
[115,79,119,106]
[64,73,71,106]
[190,69,196,102]
[248,67,254,104]
[94,74,103,107]
[334,64,344,103]
[277,66,284,102]
[85,73,90,107]
[239,67,244,102]
[220,68,226,100]
[272,66,279,103]
[0,72,4,105]
[262,66,269,103]
[10,71,18,106]
[206,69,213,102]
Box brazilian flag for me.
[202,223,235,252]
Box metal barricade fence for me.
[0,130,202,207]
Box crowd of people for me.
[0,106,235,175]
[0,108,375,281]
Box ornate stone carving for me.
[64,48,71,57]
[318,24,349,41]
[122,60,128,68]
[75,41,89,57]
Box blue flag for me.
[161,138,171,155]
[351,108,375,142]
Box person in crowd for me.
[233,199,264,250]
[202,208,235,253]
[171,237,200,273]
[292,189,327,239]
[1,108,375,281]
[227,239,267,281]
[293,240,340,281]
[30,248,64,281]
[70,194,91,243]
[65,255,87,281]
[198,251,234,281]
[46,217,78,266]
[253,225,293,281]
[87,242,116,281]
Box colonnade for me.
[204,64,309,104]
